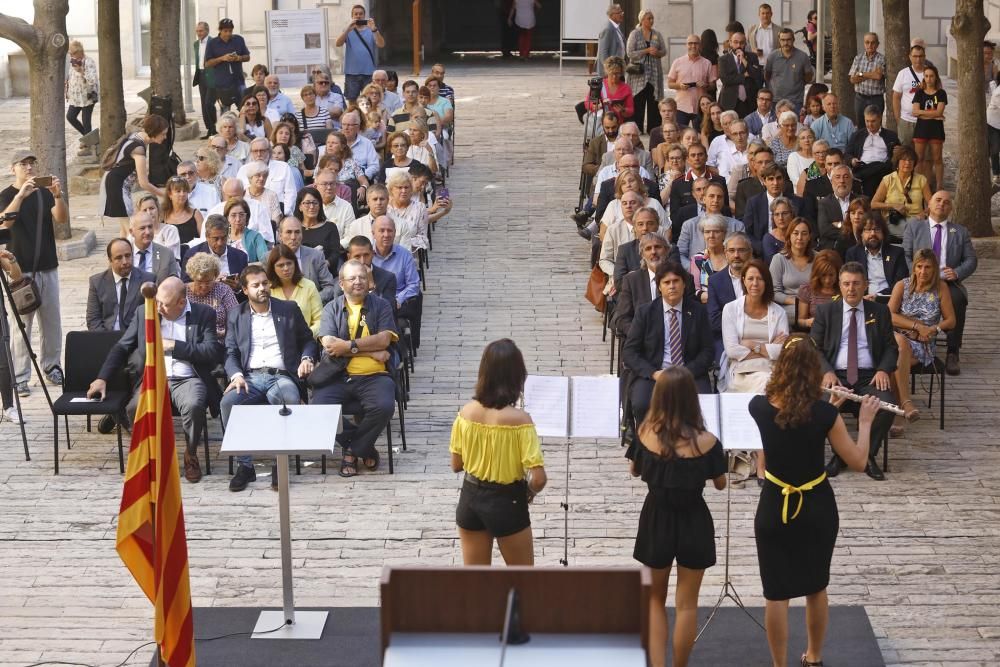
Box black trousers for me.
[834,369,893,459]
[311,374,395,460]
[196,69,217,134]
[852,161,893,198]
[946,281,968,352]
[66,104,94,136]
[632,83,660,134]
[398,294,423,349]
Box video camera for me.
[587,77,603,103]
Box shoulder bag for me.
[9,190,45,315]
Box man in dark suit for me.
[223,265,319,492]
[743,165,803,256]
[613,232,692,336]
[622,261,715,425]
[86,238,156,332]
[718,32,763,117]
[193,21,216,139]
[87,277,225,483]
[811,262,898,480]
[130,214,180,285]
[277,216,337,303]
[181,215,248,287]
[845,106,900,197]
[668,142,729,224]
[734,146,791,220]
[707,232,752,359]
[902,191,978,375]
[845,213,908,297]
[815,164,858,250]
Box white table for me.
[383,633,647,666]
[220,403,340,639]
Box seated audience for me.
[784,127,816,184]
[734,145,782,220]
[613,207,671,287]
[206,178,273,244]
[184,252,239,338]
[871,146,931,240]
[816,164,859,251]
[708,232,752,358]
[743,165,802,256]
[313,168,356,240]
[796,250,842,330]
[809,93,855,151]
[761,196,794,264]
[770,217,814,318]
[378,131,425,184]
[603,122,655,175]
[266,243,323,336]
[793,139,828,196]
[129,210,180,285]
[668,142,727,224]
[276,216,337,304]
[601,170,667,231]
[690,215,729,304]
[181,215,248,289]
[386,171,430,252]
[742,88,776,137]
[243,160,282,226]
[238,138,297,214]
[343,235,398,308]
[677,182,743,267]
[845,212,908,297]
[177,159,219,220]
[347,183,389,245]
[294,186,341,273]
[371,216,423,349]
[162,173,203,246]
[600,193,659,295]
[225,198,268,263]
[800,148,845,221]
[613,232,670,337]
[133,191,180,260]
[769,111,800,168]
[845,105,901,197]
[86,238,155,332]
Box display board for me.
[562,0,609,41]
[265,8,330,89]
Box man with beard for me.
[845,212,907,297]
[707,232,752,358]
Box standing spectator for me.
[989,72,1000,186]
[0,251,24,423]
[765,28,814,114]
[748,3,781,61]
[849,32,887,122]
[64,41,98,152]
[809,93,855,151]
[700,29,721,98]
[193,22,216,138]
[891,44,926,147]
[596,4,627,77]
[499,0,517,59]
[508,0,541,60]
[911,66,947,191]
[719,32,763,118]
[626,10,666,134]
[101,114,169,238]
[667,34,713,128]
[336,4,385,102]
[1,150,66,394]
[984,41,998,89]
[803,10,818,61]
[204,18,250,110]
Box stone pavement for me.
[0,60,998,666]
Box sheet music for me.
[719,393,763,450]
[523,375,569,438]
[569,376,620,439]
[699,394,721,440]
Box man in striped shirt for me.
[849,32,887,123]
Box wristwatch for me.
[754,343,762,354]
[350,340,359,354]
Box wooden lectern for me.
[380,566,650,665]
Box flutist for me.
[809,262,898,481]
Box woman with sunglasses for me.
[237,91,272,141]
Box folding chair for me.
[910,336,947,430]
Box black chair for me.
[51,331,131,474]
[909,336,946,431]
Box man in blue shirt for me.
[370,215,422,349]
[810,93,856,151]
[204,18,250,110]
[335,4,386,101]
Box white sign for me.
[699,393,764,450]
[265,9,330,89]
[523,375,620,440]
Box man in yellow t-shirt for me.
[312,259,399,477]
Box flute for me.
[822,386,906,416]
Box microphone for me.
[279,394,292,416]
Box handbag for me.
[306,304,367,388]
[625,39,650,75]
[9,191,45,316]
[585,265,608,313]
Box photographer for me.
[582,56,635,122]
[336,4,386,102]
[64,41,98,153]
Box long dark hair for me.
[765,334,822,428]
[700,29,720,65]
[473,339,527,409]
[640,366,706,458]
[293,186,327,223]
[266,243,303,286]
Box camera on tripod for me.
[587,77,603,103]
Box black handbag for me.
[306,305,366,388]
[9,190,44,316]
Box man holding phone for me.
[203,18,250,111]
[666,34,712,128]
[335,4,386,102]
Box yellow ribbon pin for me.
[764,471,827,524]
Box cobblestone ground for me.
[0,61,998,666]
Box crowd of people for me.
[571,4,979,666]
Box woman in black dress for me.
[293,186,340,273]
[627,366,726,667]
[102,114,169,237]
[750,333,878,667]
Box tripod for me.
[0,267,54,460]
[575,94,605,216]
[558,438,572,567]
[695,449,765,641]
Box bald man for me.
[88,276,225,483]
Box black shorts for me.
[456,475,531,538]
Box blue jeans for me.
[344,74,371,101]
[221,371,301,468]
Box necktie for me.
[138,249,148,272]
[669,309,683,366]
[847,308,859,386]
[932,223,943,263]
[117,278,127,331]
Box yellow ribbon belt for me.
[763,470,827,524]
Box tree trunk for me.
[97,0,126,155]
[150,0,186,125]
[831,2,857,122]
[951,0,993,237]
[0,1,72,240]
[882,0,911,132]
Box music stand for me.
[220,403,340,639]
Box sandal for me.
[339,454,358,478]
[901,399,921,422]
[362,450,380,472]
[801,655,824,667]
[889,424,905,438]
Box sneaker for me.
[229,464,256,492]
[44,365,63,386]
[3,406,23,424]
[16,382,29,397]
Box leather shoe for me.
[825,454,845,478]
[229,464,256,492]
[571,211,591,227]
[577,226,593,240]
[97,414,116,434]
[945,352,960,376]
[183,452,202,483]
[865,459,885,481]
[199,132,212,139]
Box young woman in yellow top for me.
[450,339,547,566]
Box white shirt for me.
[197,38,208,71]
[836,193,852,218]
[205,197,273,243]
[756,25,774,58]
[717,144,750,181]
[346,214,376,247]
[865,248,888,294]
[316,91,346,115]
[246,306,285,372]
[892,67,924,123]
[189,181,221,217]
[660,299,684,368]
[323,196,357,240]
[133,246,153,274]
[728,268,742,299]
[160,304,195,379]
[220,155,241,181]
[860,131,888,163]
[227,140,250,164]
[707,135,732,168]
[593,164,652,197]
[927,217,950,268]
[647,269,657,301]
[835,300,874,372]
[237,160,297,214]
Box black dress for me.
[301,221,342,272]
[172,215,199,245]
[750,396,840,601]
[628,437,727,570]
[103,135,145,217]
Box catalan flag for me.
[116,293,195,666]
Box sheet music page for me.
[719,393,764,450]
[523,375,570,439]
[570,376,620,439]
[699,394,721,440]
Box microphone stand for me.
[498,587,530,666]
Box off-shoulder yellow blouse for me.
[449,414,544,484]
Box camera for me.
[70,57,83,67]
[355,19,367,26]
[587,77,602,102]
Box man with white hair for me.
[313,168,356,241]
[208,135,241,180]
[716,121,753,182]
[340,110,380,180]
[593,136,650,199]
[205,177,273,243]
[706,110,745,168]
[372,69,401,111]
[237,138,297,213]
[177,160,220,217]
[263,74,295,117]
[599,122,655,174]
[596,4,626,77]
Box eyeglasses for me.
[228,212,247,219]
[177,171,196,177]
[168,176,188,183]
[300,200,320,207]
[316,80,330,85]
